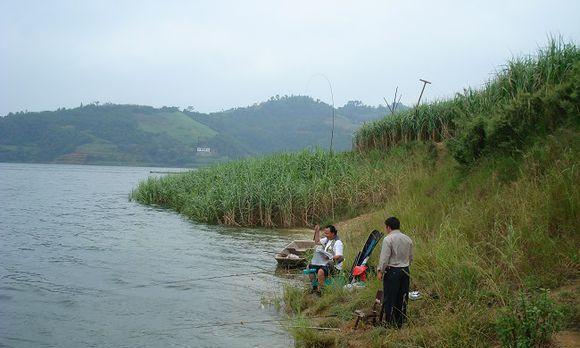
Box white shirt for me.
[320,237,344,270]
[377,230,413,272]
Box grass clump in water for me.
[131,148,418,227]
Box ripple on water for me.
[0,163,298,348]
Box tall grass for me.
[133,39,577,229]
[129,38,580,346]
[131,148,416,227]
[283,129,578,347]
[354,38,579,158]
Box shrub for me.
[495,290,564,348]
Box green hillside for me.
[188,96,405,158]
[189,96,388,155]
[0,104,219,166]
[0,97,397,166]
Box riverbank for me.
[284,40,580,347]
[282,134,578,347]
[132,39,579,347]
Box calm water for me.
[0,163,305,348]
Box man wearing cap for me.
[377,217,413,328]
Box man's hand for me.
[377,270,383,281]
[313,224,321,243]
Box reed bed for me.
[354,38,579,153]
[131,148,418,227]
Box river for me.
[0,163,305,348]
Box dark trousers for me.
[381,266,410,328]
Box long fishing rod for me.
[135,315,343,339]
[306,73,336,153]
[105,268,273,292]
[189,314,338,329]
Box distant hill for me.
[0,96,407,166]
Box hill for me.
[187,96,405,157]
[0,104,217,166]
[0,97,402,166]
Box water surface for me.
[0,163,303,347]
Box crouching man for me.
[307,224,344,292]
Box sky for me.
[1,0,579,116]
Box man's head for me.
[384,217,400,233]
[324,224,338,239]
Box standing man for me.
[377,217,413,328]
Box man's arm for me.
[332,240,344,263]
[377,237,391,280]
[313,224,321,244]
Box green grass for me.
[132,39,580,347]
[136,111,217,144]
[354,37,579,164]
[131,148,420,227]
[282,130,578,347]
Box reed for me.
[354,38,579,155]
[133,39,578,228]
[131,148,418,227]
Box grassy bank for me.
[283,131,578,347]
[280,39,579,347]
[132,40,579,346]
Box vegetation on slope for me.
[187,96,397,156]
[0,97,395,166]
[132,149,402,227]
[0,104,219,166]
[284,133,578,347]
[279,39,579,347]
[133,39,579,347]
[354,39,579,163]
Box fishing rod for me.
[306,73,336,153]
[105,268,276,292]
[189,314,338,329]
[136,315,343,338]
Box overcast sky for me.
[1,0,579,115]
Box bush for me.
[495,290,564,348]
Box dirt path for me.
[554,330,580,348]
